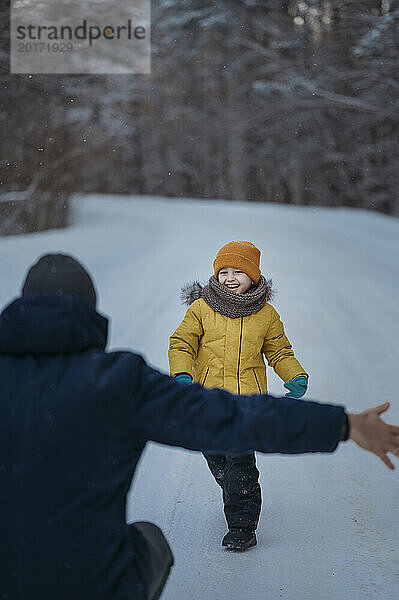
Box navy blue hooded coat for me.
[0,294,345,600]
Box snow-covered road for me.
[1,195,399,599]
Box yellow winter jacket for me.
[168,297,308,395]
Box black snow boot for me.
[222,529,257,551]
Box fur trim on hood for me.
[181,278,275,306]
[181,281,204,306]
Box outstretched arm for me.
[128,354,343,455]
[126,355,399,469]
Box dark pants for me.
[203,452,261,532]
[128,522,174,600]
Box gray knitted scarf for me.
[181,275,274,318]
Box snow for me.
[1,194,399,600]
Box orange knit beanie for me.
[213,241,261,284]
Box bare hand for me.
[348,402,399,469]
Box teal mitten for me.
[284,376,308,398]
[175,373,193,384]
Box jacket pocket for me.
[252,368,262,395]
[201,367,210,386]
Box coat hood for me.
[180,278,275,306]
[0,294,108,356]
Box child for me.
[168,241,308,551]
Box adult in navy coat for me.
[1,254,398,600]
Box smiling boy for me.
[168,241,308,550]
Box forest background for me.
[1,0,398,235]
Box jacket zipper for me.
[202,367,210,386]
[237,317,243,394]
[253,368,262,395]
